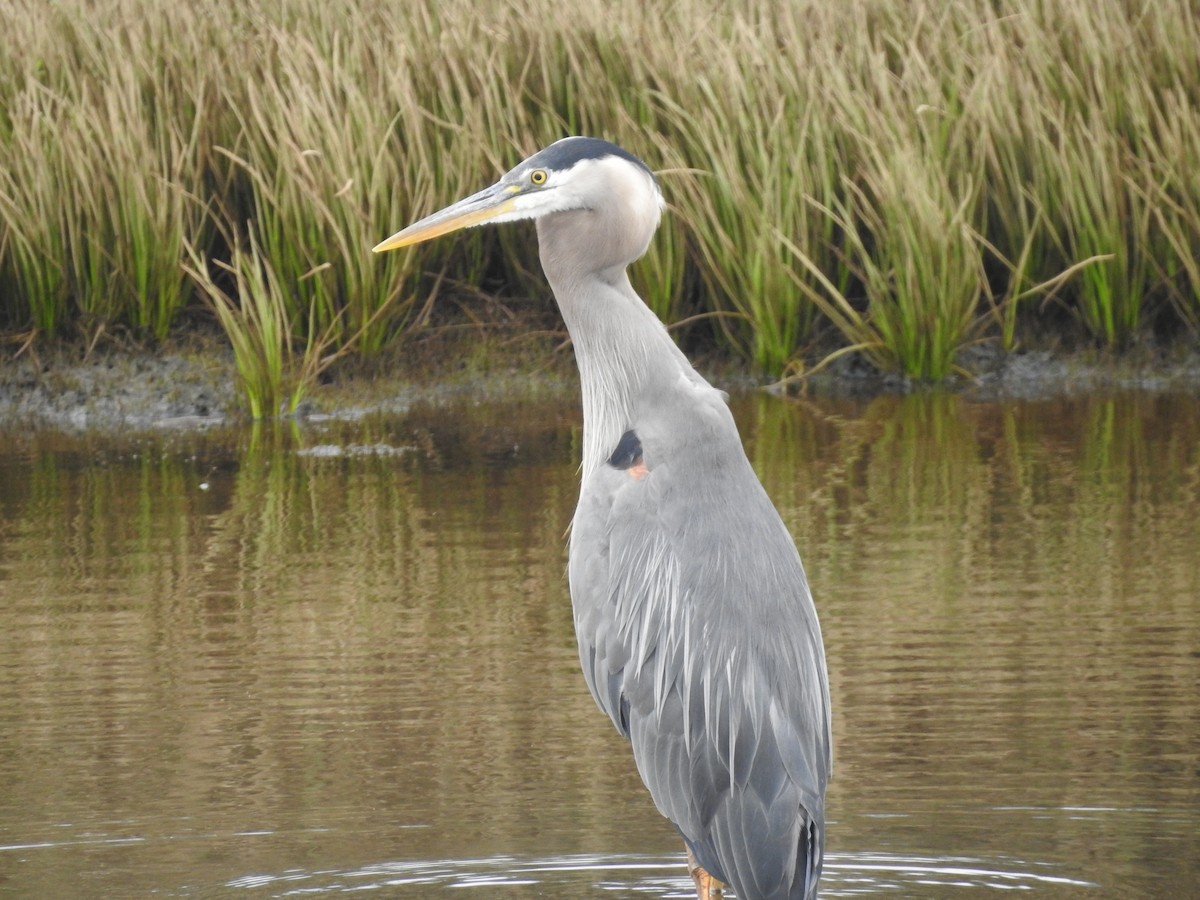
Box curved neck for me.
[538,217,691,479]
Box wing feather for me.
[569,437,830,899]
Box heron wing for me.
[570,435,830,899]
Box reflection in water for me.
[223,850,1097,895]
[0,391,1197,896]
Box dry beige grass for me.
[0,0,1196,408]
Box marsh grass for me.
[1049,120,1156,348]
[0,86,72,336]
[1,0,1197,397]
[1141,93,1200,336]
[0,17,207,340]
[183,234,332,419]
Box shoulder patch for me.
[607,429,643,470]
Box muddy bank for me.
[2,331,1199,433]
[0,330,581,433]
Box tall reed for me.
[0,0,1197,392]
[0,9,207,339]
[184,233,336,419]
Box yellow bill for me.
[373,182,519,253]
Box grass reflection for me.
[737,390,1200,884]
[0,392,1198,895]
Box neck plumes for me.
[538,229,684,480]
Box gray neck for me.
[537,214,691,480]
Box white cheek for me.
[510,184,584,217]
[602,160,661,234]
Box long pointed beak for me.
[373,181,518,253]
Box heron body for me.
[375,137,831,899]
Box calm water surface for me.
[0,390,1197,897]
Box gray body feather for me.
[569,371,830,899]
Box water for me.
[0,390,1197,897]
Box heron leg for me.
[686,846,724,900]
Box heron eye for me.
[530,169,548,185]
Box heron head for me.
[373,137,663,255]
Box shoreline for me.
[2,331,1199,434]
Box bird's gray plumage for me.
[567,336,830,899]
[374,136,832,899]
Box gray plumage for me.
[374,136,832,899]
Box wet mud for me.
[2,334,1198,433]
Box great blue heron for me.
[374,137,831,900]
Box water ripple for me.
[225,851,1096,896]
